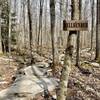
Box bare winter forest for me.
[0,0,100,100]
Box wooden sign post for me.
[63,20,88,31]
[63,20,88,66]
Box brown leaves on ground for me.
[0,55,18,91]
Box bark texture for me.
[0,7,2,53]
[50,0,56,74]
[57,0,80,100]
[96,0,100,60]
[27,0,33,63]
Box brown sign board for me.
[63,20,88,31]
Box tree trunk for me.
[8,0,11,56]
[57,0,80,99]
[90,0,94,50]
[22,0,26,48]
[0,7,2,53]
[59,0,63,47]
[76,31,80,66]
[50,0,56,74]
[35,1,38,48]
[37,0,44,54]
[96,0,100,60]
[27,0,33,64]
[57,32,74,100]
[76,0,81,66]
[45,0,47,46]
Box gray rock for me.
[0,81,8,84]
[91,62,100,67]
[36,61,49,68]
[0,65,58,100]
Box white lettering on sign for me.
[63,20,88,31]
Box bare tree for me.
[22,0,26,48]
[44,0,47,46]
[59,0,63,47]
[76,0,81,66]
[0,6,2,53]
[90,0,94,50]
[35,0,38,48]
[8,0,11,56]
[96,0,100,60]
[57,0,80,99]
[27,0,33,63]
[50,0,56,74]
[37,0,44,54]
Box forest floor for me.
[0,48,100,100]
[0,55,18,91]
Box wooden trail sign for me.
[63,20,88,31]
